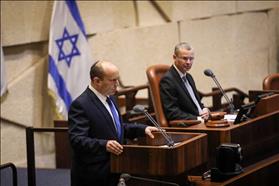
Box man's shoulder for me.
[161,67,178,82]
[160,70,172,84]
[72,88,92,104]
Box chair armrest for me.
[116,84,149,96]
[199,87,248,98]
[198,87,249,111]
[169,120,201,127]
[115,83,149,113]
[127,112,156,124]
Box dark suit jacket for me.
[68,87,147,186]
[160,65,204,120]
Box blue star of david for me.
[55,27,80,67]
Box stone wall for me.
[1,1,278,167]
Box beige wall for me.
[1,1,279,167]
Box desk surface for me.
[166,110,279,168]
[170,109,278,132]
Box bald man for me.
[68,61,158,186]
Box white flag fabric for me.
[1,46,8,97]
[48,0,92,119]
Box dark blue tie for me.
[106,97,122,139]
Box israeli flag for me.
[48,0,92,119]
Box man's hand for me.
[145,126,159,139]
[106,140,123,155]
[200,108,210,120]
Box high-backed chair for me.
[146,64,201,127]
[263,73,279,90]
[146,64,249,127]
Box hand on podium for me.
[145,126,159,139]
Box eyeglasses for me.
[176,56,194,62]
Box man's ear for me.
[92,77,101,84]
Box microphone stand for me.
[142,110,175,147]
[210,74,235,114]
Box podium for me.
[111,132,207,177]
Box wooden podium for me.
[111,132,207,177]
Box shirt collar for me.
[173,64,187,78]
[88,84,107,104]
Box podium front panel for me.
[111,132,207,176]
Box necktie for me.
[106,97,122,139]
[182,76,203,114]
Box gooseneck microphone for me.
[117,177,126,186]
[119,173,180,186]
[133,105,175,147]
[204,69,235,113]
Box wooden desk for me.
[189,153,279,186]
[166,110,279,168]
[249,90,279,102]
[252,94,279,116]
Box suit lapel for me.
[86,88,118,136]
[170,66,201,109]
[170,66,192,98]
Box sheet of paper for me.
[224,114,237,122]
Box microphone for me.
[133,105,175,147]
[204,69,214,77]
[117,177,126,186]
[119,173,180,186]
[204,69,235,114]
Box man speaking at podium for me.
[68,60,158,186]
[160,42,210,121]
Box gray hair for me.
[174,42,193,55]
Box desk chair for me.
[263,73,279,90]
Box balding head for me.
[90,60,120,96]
[90,60,118,80]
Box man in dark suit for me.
[68,60,158,186]
[160,42,210,121]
